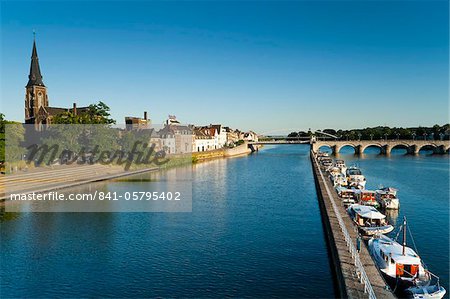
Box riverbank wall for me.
[310,151,395,299]
[192,142,253,162]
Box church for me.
[24,37,89,128]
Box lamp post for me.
[384,133,388,141]
[412,132,416,140]
[370,134,373,141]
[358,133,361,141]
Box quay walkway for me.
[310,151,395,299]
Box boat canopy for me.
[380,187,398,193]
[351,204,386,219]
[347,168,362,176]
[377,235,421,265]
[336,186,354,193]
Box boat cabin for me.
[376,189,397,200]
[335,186,355,199]
[348,204,387,227]
[328,167,341,175]
[320,158,333,167]
[376,236,423,279]
[346,167,362,176]
[335,160,346,167]
[356,190,377,203]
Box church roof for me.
[26,39,45,87]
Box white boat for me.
[335,159,347,174]
[346,166,366,189]
[376,187,400,210]
[335,186,356,204]
[320,157,333,167]
[347,204,394,235]
[330,173,348,187]
[406,285,446,299]
[327,166,341,176]
[369,218,446,299]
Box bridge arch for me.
[390,143,411,155]
[360,143,384,154]
[417,143,438,155]
[317,144,333,153]
[335,144,358,154]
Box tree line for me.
[288,124,450,141]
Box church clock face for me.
[37,91,43,107]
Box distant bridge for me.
[250,139,310,145]
[248,138,450,155]
[312,139,450,155]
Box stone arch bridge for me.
[312,140,450,155]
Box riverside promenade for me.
[310,151,395,299]
[0,164,159,201]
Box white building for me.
[194,126,219,152]
[210,124,227,148]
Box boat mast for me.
[402,216,407,256]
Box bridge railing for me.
[313,153,376,299]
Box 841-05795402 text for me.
[9,191,182,201]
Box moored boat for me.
[376,187,400,210]
[320,157,333,167]
[335,159,347,174]
[347,204,393,235]
[335,186,356,204]
[368,218,446,299]
[327,166,341,176]
[330,173,348,187]
[346,166,366,189]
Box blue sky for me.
[1,1,448,134]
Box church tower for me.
[25,36,49,125]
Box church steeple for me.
[25,34,49,127]
[26,36,45,87]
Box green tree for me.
[52,101,116,124]
[1,115,25,163]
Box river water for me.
[0,145,335,298]
[0,145,448,298]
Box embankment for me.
[193,142,253,162]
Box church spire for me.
[27,35,45,87]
